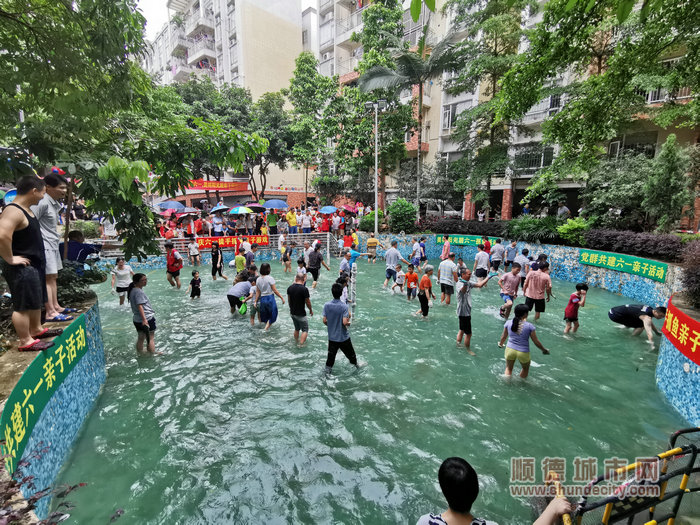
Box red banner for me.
[662,296,700,366]
[196,235,269,250]
[188,179,249,192]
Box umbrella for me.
[320,205,337,214]
[210,205,229,213]
[158,201,185,210]
[181,207,199,213]
[263,199,288,209]
[341,204,356,213]
[3,190,16,205]
[228,206,253,215]
[160,209,177,217]
[244,203,266,213]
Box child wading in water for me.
[498,304,549,378]
[564,283,588,333]
[127,273,160,355]
[405,264,419,301]
[416,265,436,318]
[391,264,405,294]
[187,270,201,299]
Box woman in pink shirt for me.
[440,234,450,260]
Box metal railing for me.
[186,13,215,35]
[337,8,366,35]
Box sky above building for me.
[140,0,315,41]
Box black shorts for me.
[418,292,430,317]
[282,254,289,262]
[440,283,454,295]
[420,256,427,262]
[491,260,501,271]
[116,286,129,294]
[525,297,546,313]
[190,288,201,298]
[608,311,643,328]
[564,316,578,323]
[521,276,526,288]
[504,260,513,267]
[475,268,488,278]
[227,295,243,309]
[2,263,46,311]
[168,269,181,278]
[458,315,472,334]
[309,267,320,281]
[134,318,157,333]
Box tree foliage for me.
[387,198,418,233]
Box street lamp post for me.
[364,99,387,237]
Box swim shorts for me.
[440,283,454,295]
[2,263,46,311]
[525,297,546,313]
[168,269,181,278]
[475,268,488,278]
[505,346,530,364]
[458,315,472,334]
[385,268,397,281]
[564,316,578,323]
[309,267,320,282]
[500,293,514,303]
[291,314,309,333]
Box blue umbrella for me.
[210,205,229,213]
[263,199,288,209]
[320,205,337,214]
[158,200,185,210]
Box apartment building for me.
[143,0,311,207]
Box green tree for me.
[444,0,533,216]
[359,26,457,219]
[387,198,418,233]
[643,134,693,232]
[496,0,699,198]
[243,92,294,200]
[287,52,337,207]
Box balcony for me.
[336,7,367,43]
[640,86,692,104]
[522,96,562,125]
[185,13,216,37]
[319,58,334,77]
[172,61,195,81]
[169,33,190,56]
[187,36,216,65]
[336,56,358,76]
[319,0,334,14]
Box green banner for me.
[1,314,88,474]
[579,249,667,282]
[437,234,484,246]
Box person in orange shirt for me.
[416,265,436,317]
[405,264,419,302]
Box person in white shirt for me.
[391,264,406,294]
[513,248,531,287]
[473,244,491,285]
[239,237,252,254]
[303,240,314,264]
[331,213,341,236]
[301,211,313,233]
[187,240,201,266]
[437,252,459,305]
[111,257,134,305]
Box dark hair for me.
[297,258,306,267]
[248,275,258,284]
[44,172,68,187]
[127,273,146,302]
[511,262,521,270]
[496,238,502,243]
[164,242,174,248]
[192,270,198,276]
[331,282,343,299]
[408,264,414,270]
[438,457,479,513]
[314,244,321,251]
[477,244,484,250]
[68,230,84,241]
[512,304,530,332]
[211,242,219,249]
[522,248,529,256]
[537,254,548,262]
[115,257,125,264]
[655,306,667,314]
[576,283,589,291]
[482,236,488,240]
[238,247,246,254]
[539,262,550,270]
[248,264,257,273]
[16,175,46,195]
[251,243,258,249]
[391,240,398,246]
[260,262,271,275]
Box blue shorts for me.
[385,268,397,281]
[407,287,417,298]
[411,257,420,267]
[500,293,514,303]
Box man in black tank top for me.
[608,303,666,347]
[0,175,58,351]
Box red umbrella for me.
[341,204,357,213]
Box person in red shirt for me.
[405,264,419,302]
[343,232,353,248]
[564,283,588,334]
[415,265,436,317]
[482,236,491,254]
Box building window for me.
[513,144,555,172]
[302,30,308,44]
[442,104,457,130]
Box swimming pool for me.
[54,259,685,524]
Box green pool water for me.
[54,260,685,524]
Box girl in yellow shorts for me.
[498,304,550,378]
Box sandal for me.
[18,340,55,352]
[61,307,78,314]
[33,328,64,339]
[46,313,74,322]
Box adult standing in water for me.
[440,234,450,261]
[0,176,61,351]
[608,304,666,347]
[366,233,383,264]
[287,272,313,346]
[111,257,134,306]
[383,240,410,288]
[164,242,183,289]
[210,241,228,281]
[498,304,550,378]
[308,243,331,289]
[127,273,159,355]
[323,282,365,375]
[254,262,285,330]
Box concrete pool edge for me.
[0,302,107,518]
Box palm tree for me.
[359,27,457,219]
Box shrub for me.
[67,219,100,239]
[416,217,507,236]
[359,210,384,232]
[557,217,591,247]
[584,229,683,262]
[387,198,417,233]
[504,216,563,244]
[681,241,700,308]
